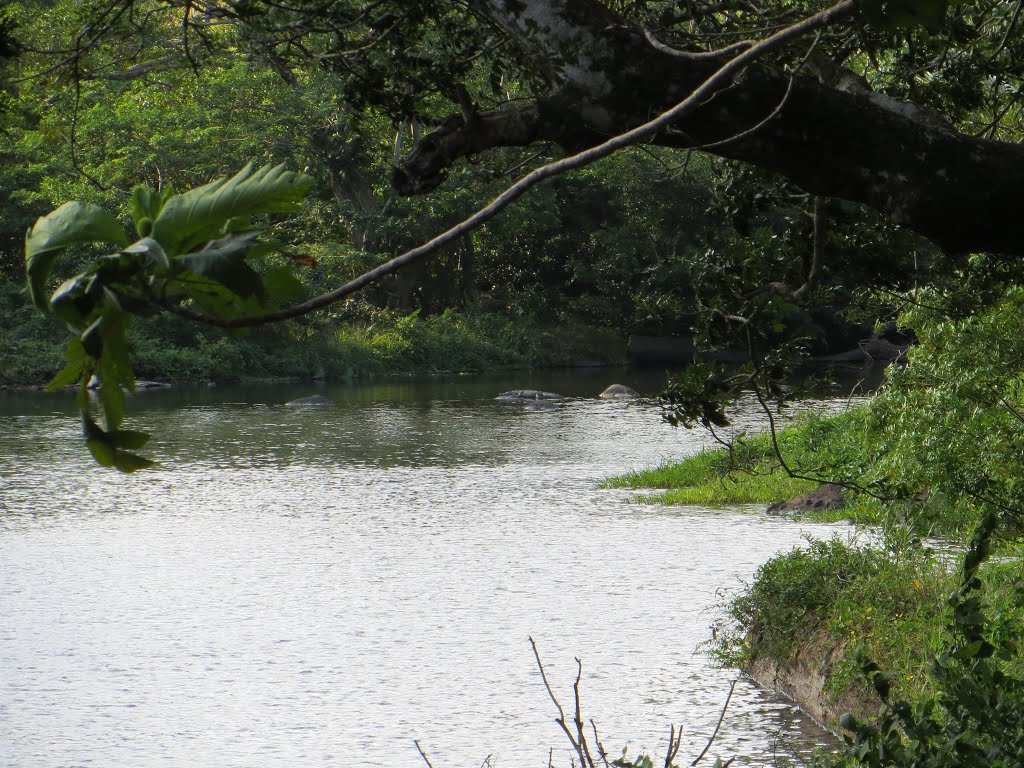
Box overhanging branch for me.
[168,0,857,329]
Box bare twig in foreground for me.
[414,739,436,768]
[531,635,595,767]
[691,680,737,766]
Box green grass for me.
[605,408,869,507]
[619,457,819,505]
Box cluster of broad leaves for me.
[829,512,1024,767]
[26,163,313,470]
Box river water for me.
[0,369,850,767]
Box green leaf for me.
[108,429,151,450]
[49,274,96,328]
[98,374,126,431]
[263,266,307,304]
[112,450,155,473]
[80,316,105,358]
[176,232,266,299]
[130,185,173,236]
[25,202,129,309]
[46,360,85,392]
[123,237,170,270]
[152,163,313,256]
[83,418,154,472]
[86,437,116,467]
[99,309,135,392]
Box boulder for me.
[598,384,640,400]
[766,484,846,516]
[286,394,333,407]
[495,390,564,402]
[859,338,908,362]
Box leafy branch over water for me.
[25,163,312,471]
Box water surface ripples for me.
[0,375,853,766]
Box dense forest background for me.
[0,0,941,387]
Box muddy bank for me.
[746,633,877,733]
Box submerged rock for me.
[286,394,333,407]
[766,484,846,516]
[598,384,640,400]
[495,390,564,402]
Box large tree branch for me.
[175,0,857,328]
[396,0,1024,256]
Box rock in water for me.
[598,384,640,400]
[766,484,846,516]
[495,390,564,401]
[286,395,333,407]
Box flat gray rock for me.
[286,395,333,407]
[495,390,564,402]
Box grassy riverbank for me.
[0,283,626,386]
[604,408,878,518]
[607,399,1024,733]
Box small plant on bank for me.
[606,408,873,510]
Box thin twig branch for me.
[691,679,736,766]
[573,658,596,767]
[414,739,436,768]
[665,723,684,768]
[531,636,591,767]
[642,28,755,60]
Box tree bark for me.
[394,0,1024,256]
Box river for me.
[0,369,850,767]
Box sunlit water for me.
[0,370,859,767]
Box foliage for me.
[714,533,954,708]
[607,407,873,506]
[604,443,819,505]
[330,305,625,376]
[6,0,1024,760]
[826,514,1024,768]
[862,286,1024,534]
[0,281,66,384]
[25,163,313,470]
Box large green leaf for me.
[82,414,154,473]
[152,163,313,256]
[129,185,174,237]
[25,202,129,309]
[176,232,267,300]
[122,237,170,270]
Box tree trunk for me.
[394,0,1024,256]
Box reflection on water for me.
[0,371,855,767]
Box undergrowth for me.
[710,532,956,710]
[1,284,627,385]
